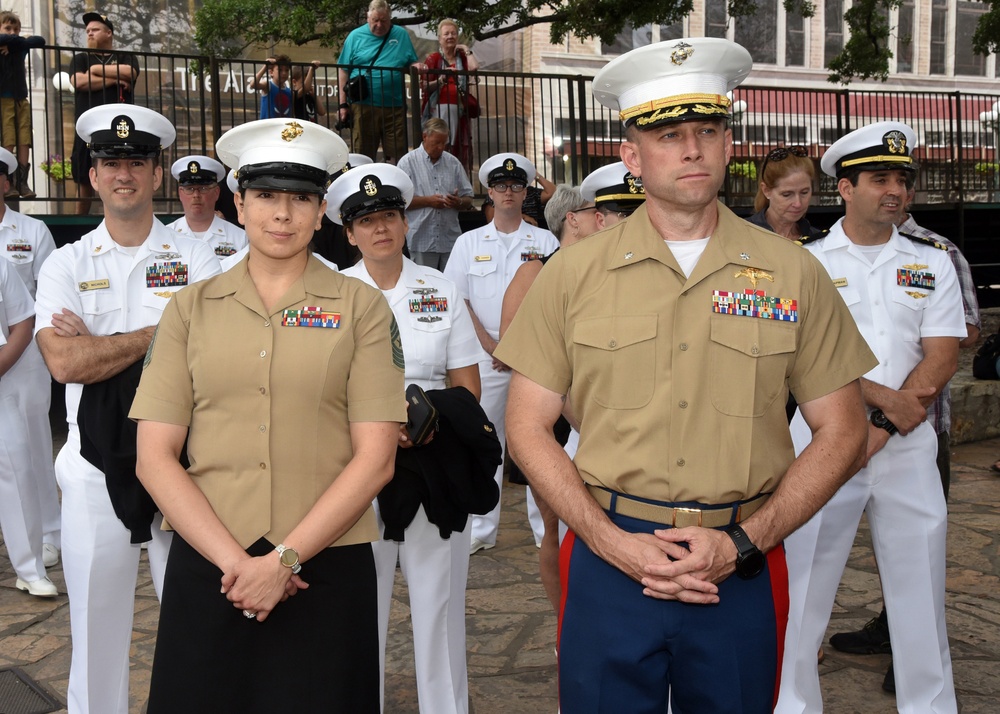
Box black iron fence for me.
[8,47,1000,222]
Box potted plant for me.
[40,155,72,182]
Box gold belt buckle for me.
[672,507,703,528]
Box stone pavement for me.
[2,438,999,713]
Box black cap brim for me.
[237,162,330,195]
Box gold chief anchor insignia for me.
[734,267,774,290]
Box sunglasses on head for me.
[761,145,808,177]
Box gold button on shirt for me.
[495,203,877,505]
[130,255,406,548]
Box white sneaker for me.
[42,543,60,568]
[470,537,495,555]
[16,576,58,598]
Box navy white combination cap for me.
[820,121,917,178]
[580,161,646,213]
[171,155,225,185]
[216,119,348,194]
[478,153,535,188]
[0,148,16,177]
[330,153,375,181]
[325,164,414,225]
[593,37,752,130]
[76,105,176,159]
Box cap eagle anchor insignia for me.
[670,41,694,65]
[281,121,304,142]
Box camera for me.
[335,114,353,131]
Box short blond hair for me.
[437,18,458,34]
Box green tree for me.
[193,0,1000,86]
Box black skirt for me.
[147,535,379,713]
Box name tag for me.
[79,279,111,291]
[832,277,848,288]
[474,255,491,262]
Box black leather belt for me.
[586,485,769,528]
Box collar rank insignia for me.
[734,267,774,290]
[282,306,341,328]
[94,245,102,253]
[897,267,935,290]
[739,252,750,261]
[713,289,798,322]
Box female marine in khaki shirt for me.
[130,119,405,712]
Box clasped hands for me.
[220,553,309,623]
[608,526,739,604]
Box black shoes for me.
[882,661,895,694]
[829,610,891,655]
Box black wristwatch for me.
[870,409,898,435]
[726,524,765,580]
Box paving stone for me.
[1,437,998,713]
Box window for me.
[930,0,948,75]
[786,10,805,67]
[735,0,777,64]
[895,1,914,73]
[825,1,845,67]
[820,127,843,145]
[554,118,609,141]
[600,24,653,55]
[705,0,728,38]
[925,130,952,147]
[956,1,987,76]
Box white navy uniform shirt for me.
[166,214,248,260]
[802,217,966,391]
[1,207,56,298]
[443,220,558,342]
[33,219,221,436]
[0,258,33,351]
[343,256,479,391]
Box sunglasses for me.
[760,145,808,177]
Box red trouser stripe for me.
[556,529,576,649]
[768,543,790,708]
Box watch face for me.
[737,550,766,580]
[280,548,299,568]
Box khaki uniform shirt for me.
[130,255,406,548]
[495,202,877,505]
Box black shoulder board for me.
[795,229,828,247]
[899,231,948,251]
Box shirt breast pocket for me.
[79,288,122,330]
[410,315,452,367]
[572,315,657,410]
[142,289,174,316]
[709,316,797,417]
[468,261,499,301]
[889,289,925,342]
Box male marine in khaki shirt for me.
[496,38,877,713]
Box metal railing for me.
[7,46,1000,215]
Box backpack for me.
[972,331,1000,380]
